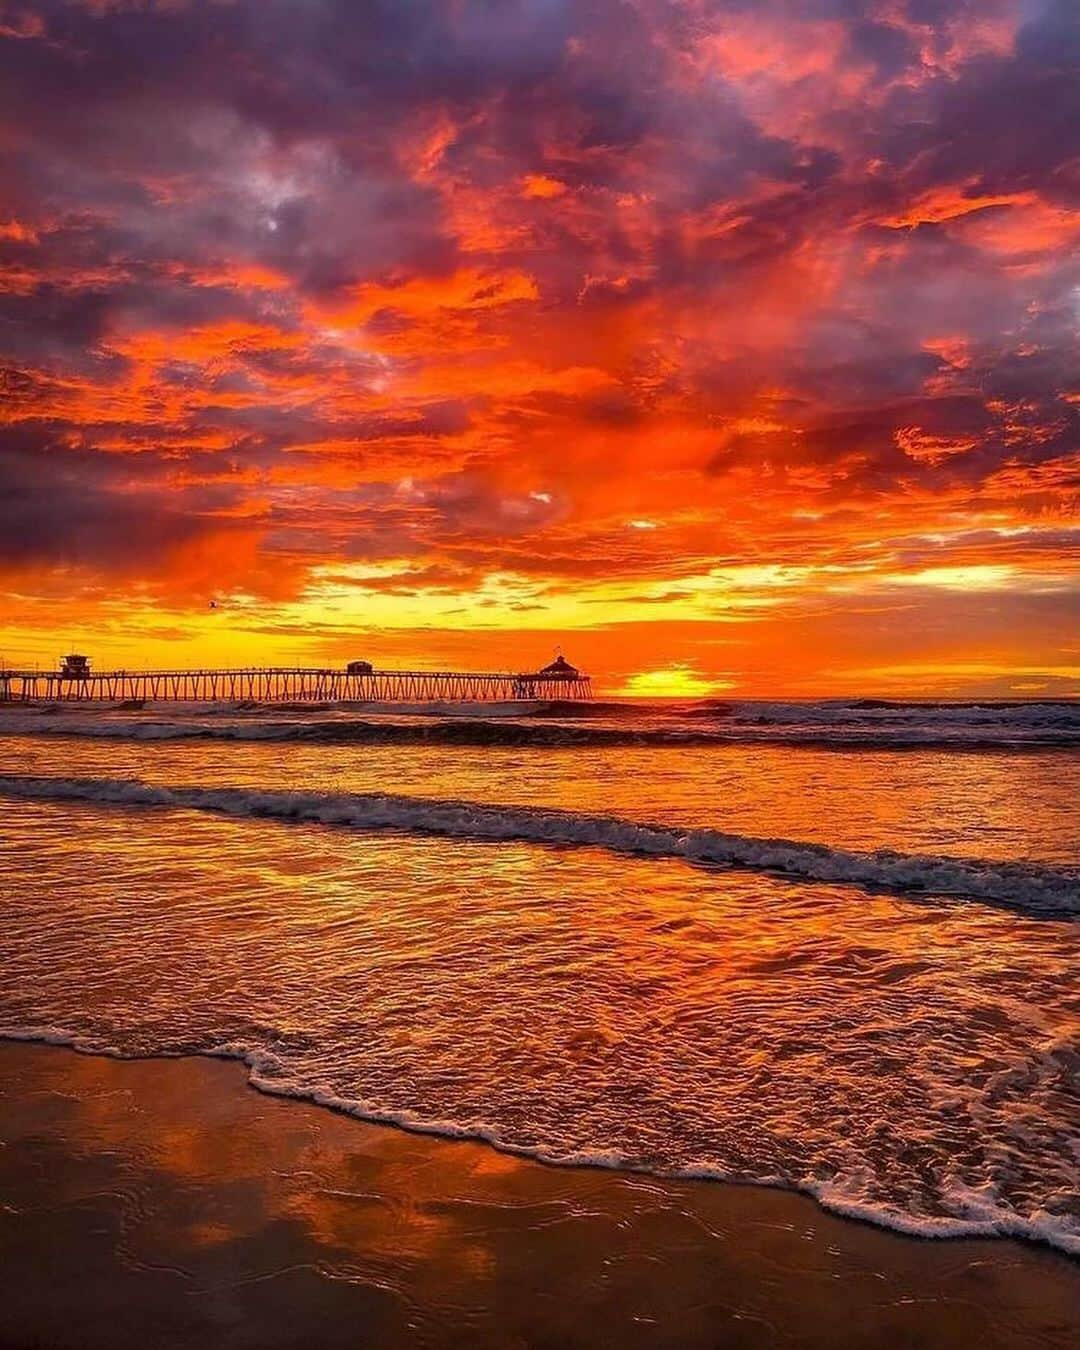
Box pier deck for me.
[0,665,593,704]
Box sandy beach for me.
[1,1041,1077,1350]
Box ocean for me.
[1,697,1078,1256]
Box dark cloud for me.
[0,440,239,571]
[876,1,1079,199]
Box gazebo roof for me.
[537,654,578,677]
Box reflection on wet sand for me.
[2,1043,1077,1350]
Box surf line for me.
[0,774,1076,914]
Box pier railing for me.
[0,666,593,704]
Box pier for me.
[0,656,593,704]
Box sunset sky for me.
[1,0,1077,696]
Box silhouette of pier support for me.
[0,666,593,704]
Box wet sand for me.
[0,1042,1077,1350]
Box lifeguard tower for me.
[59,654,91,680]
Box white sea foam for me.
[1,773,1076,912]
[4,1024,1078,1257]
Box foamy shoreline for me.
[2,1040,1077,1350]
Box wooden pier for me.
[0,661,593,705]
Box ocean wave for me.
[1,773,1076,913]
[0,707,1077,749]
[721,699,1080,728]
[3,1024,1077,1258]
[0,711,654,747]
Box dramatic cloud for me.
[1,0,1076,692]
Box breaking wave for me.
[1,706,1077,749]
[0,718,1074,750]
[1,773,1075,913]
[0,711,665,748]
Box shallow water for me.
[0,700,1078,1255]
[4,717,1079,865]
